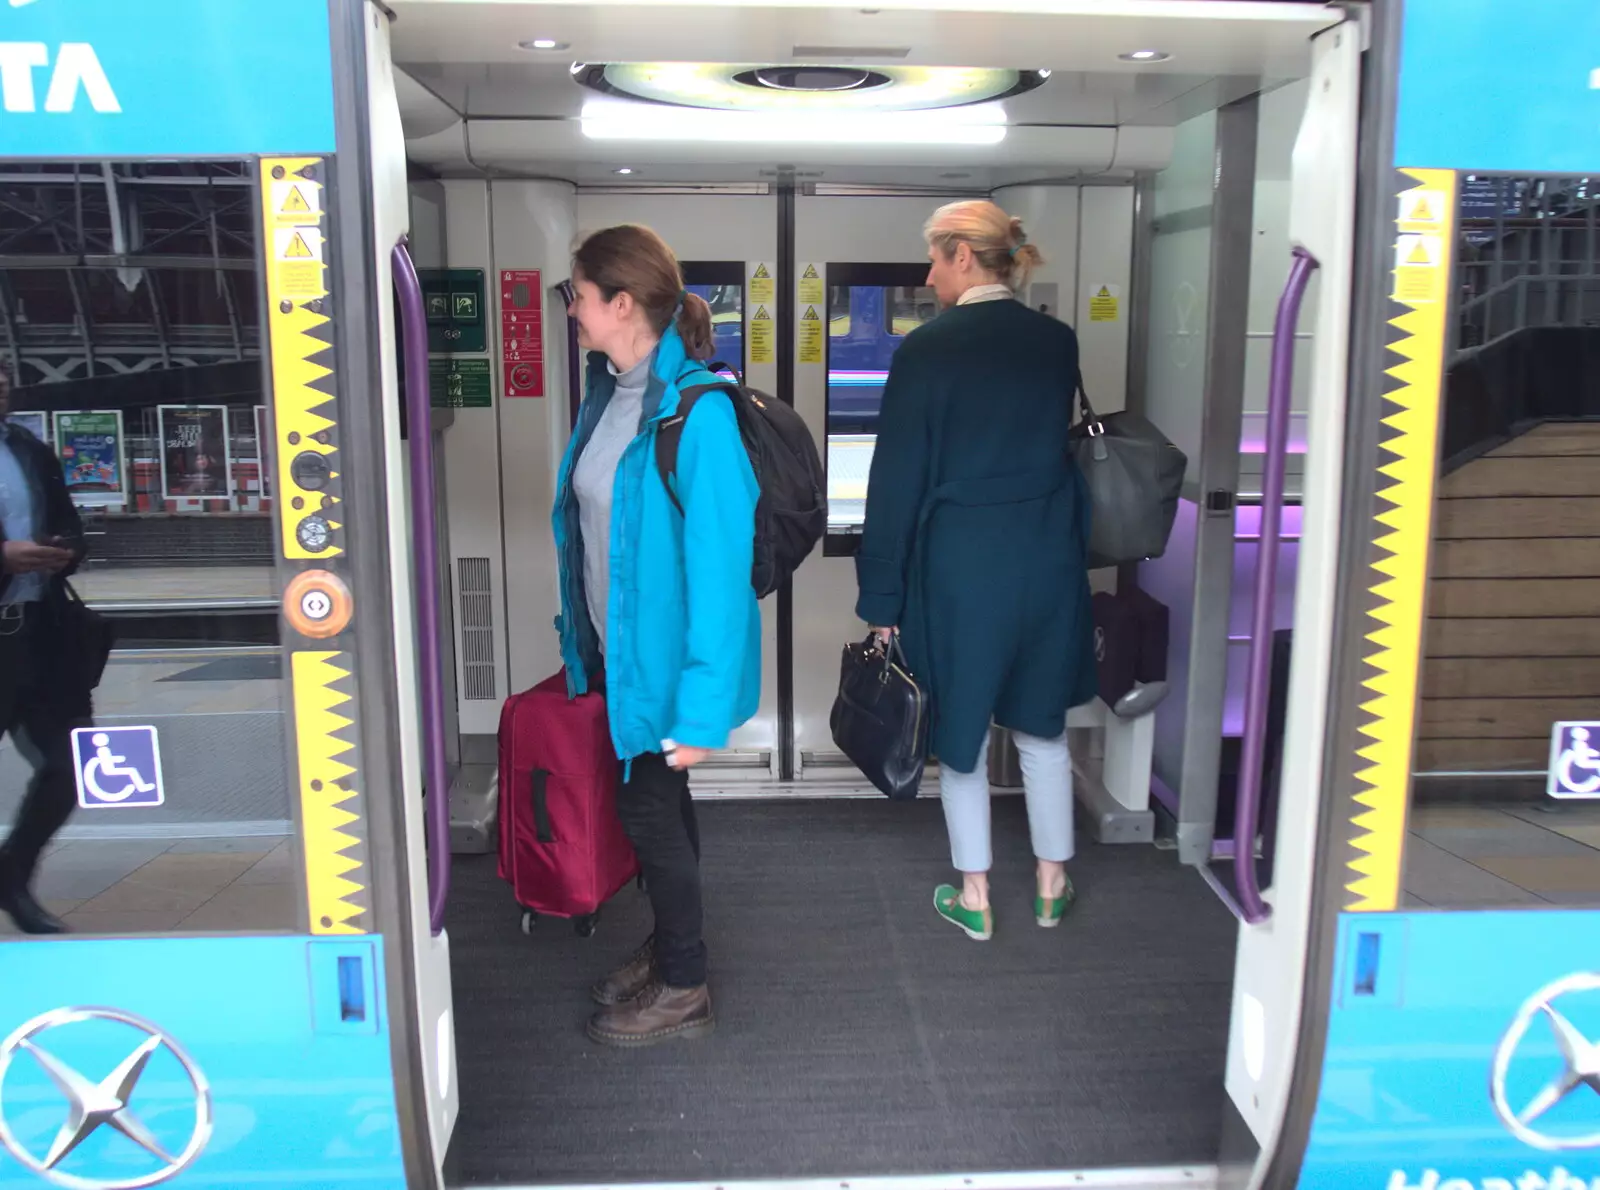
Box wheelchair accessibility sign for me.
[70,726,165,808]
[1548,722,1600,798]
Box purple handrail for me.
[1233,246,1319,926]
[392,239,452,936]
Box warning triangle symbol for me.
[280,186,312,215]
[1406,239,1432,265]
[1097,286,1110,298]
[1411,197,1433,221]
[802,306,819,320]
[754,305,772,320]
[284,231,314,259]
[802,264,819,280]
[753,264,771,279]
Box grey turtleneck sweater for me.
[573,353,652,653]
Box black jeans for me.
[0,604,91,888]
[614,751,706,988]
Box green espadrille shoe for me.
[934,884,993,941]
[1035,874,1077,928]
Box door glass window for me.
[825,283,937,531]
[0,161,300,937]
[1402,171,1600,909]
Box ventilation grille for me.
[790,45,912,60]
[457,557,497,701]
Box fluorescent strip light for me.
[579,99,1006,146]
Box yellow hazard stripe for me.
[292,651,368,934]
[1345,168,1457,911]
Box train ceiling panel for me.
[387,0,1338,181]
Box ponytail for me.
[677,292,715,360]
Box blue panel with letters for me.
[0,0,335,159]
[1299,911,1600,1189]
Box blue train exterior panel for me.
[0,936,404,1189]
[1300,911,1600,1190]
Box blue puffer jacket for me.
[552,325,762,762]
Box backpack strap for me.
[655,373,741,516]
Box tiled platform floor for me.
[1404,800,1600,907]
[0,834,295,936]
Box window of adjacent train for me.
[0,161,301,937]
[825,282,936,532]
[1402,172,1600,910]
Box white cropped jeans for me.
[937,726,1074,873]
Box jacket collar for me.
[584,325,698,431]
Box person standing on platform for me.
[0,370,92,934]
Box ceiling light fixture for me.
[520,38,568,51]
[613,167,635,175]
[1038,69,1052,79]
[579,97,1007,146]
[1118,49,1170,62]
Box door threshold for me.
[457,1166,1220,1190]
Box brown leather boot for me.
[586,980,714,1047]
[590,937,657,1006]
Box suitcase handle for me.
[531,770,555,843]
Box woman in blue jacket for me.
[553,225,761,1046]
[856,201,1095,943]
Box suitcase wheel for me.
[520,909,536,935]
[574,912,599,938]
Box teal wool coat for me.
[854,298,1097,773]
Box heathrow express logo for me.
[0,1007,213,1189]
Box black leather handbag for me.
[829,633,930,801]
[60,580,114,691]
[1069,380,1187,569]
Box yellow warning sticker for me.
[1398,189,1444,228]
[750,262,775,305]
[798,304,823,364]
[273,225,325,301]
[1392,232,1444,303]
[750,303,775,364]
[271,180,321,224]
[799,263,824,308]
[1088,284,1120,322]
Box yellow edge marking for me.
[259,156,341,562]
[292,651,368,935]
[1343,167,1457,912]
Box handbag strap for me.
[1074,372,1103,432]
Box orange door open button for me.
[284,570,353,639]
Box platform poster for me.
[159,404,234,504]
[52,410,126,507]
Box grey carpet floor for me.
[445,797,1235,1186]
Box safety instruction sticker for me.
[1088,284,1120,322]
[1398,189,1445,228]
[750,262,775,305]
[799,263,824,308]
[1393,231,1445,303]
[274,224,325,302]
[270,180,321,224]
[798,305,823,365]
[750,304,775,364]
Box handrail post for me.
[1233,246,1319,926]
[391,238,452,937]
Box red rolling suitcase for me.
[497,670,639,936]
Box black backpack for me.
[656,363,826,598]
